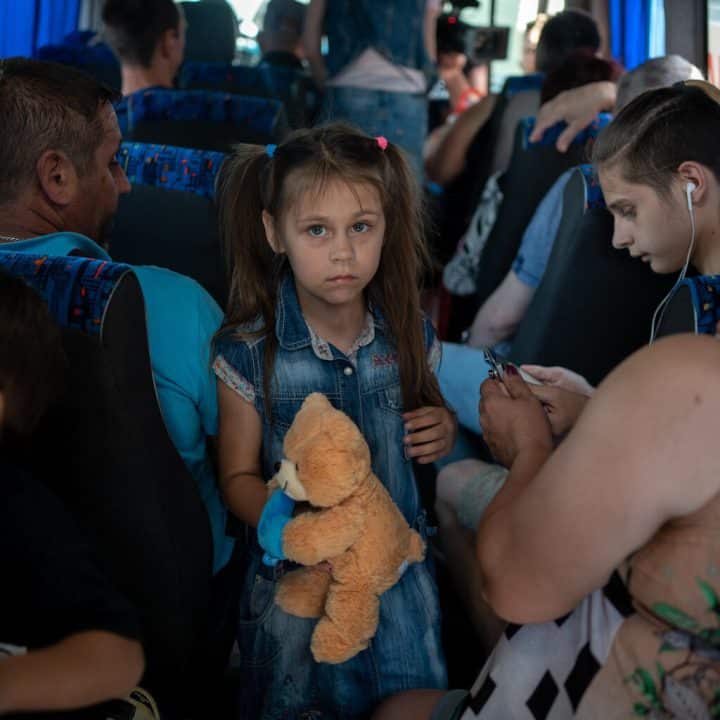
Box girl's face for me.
[264,176,385,316]
[599,164,693,274]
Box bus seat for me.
[472,114,612,312]
[180,1,237,64]
[118,141,225,198]
[116,88,289,151]
[35,42,121,91]
[439,74,543,266]
[179,61,318,128]
[508,165,674,385]
[110,142,227,307]
[654,275,720,338]
[0,252,214,711]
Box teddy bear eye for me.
[295,462,300,472]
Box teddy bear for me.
[257,392,426,665]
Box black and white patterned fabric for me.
[461,575,634,719]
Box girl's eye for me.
[308,225,326,237]
[620,208,636,219]
[352,222,370,233]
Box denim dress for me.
[214,275,447,719]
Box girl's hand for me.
[526,385,589,438]
[403,406,458,464]
[479,366,553,468]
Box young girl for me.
[213,123,456,719]
[374,79,720,720]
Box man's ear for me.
[262,210,284,254]
[36,150,79,207]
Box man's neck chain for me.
[0,235,23,243]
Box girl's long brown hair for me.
[215,123,444,413]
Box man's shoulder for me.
[131,265,223,330]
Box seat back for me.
[180,1,237,64]
[0,252,213,708]
[472,114,612,311]
[439,74,543,256]
[508,165,674,384]
[116,89,288,150]
[655,275,720,338]
[111,142,227,307]
[179,61,317,128]
[35,42,121,91]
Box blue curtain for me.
[0,0,80,59]
[610,0,666,70]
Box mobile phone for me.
[482,348,543,385]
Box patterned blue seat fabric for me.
[577,163,606,211]
[118,142,226,198]
[0,252,130,336]
[115,88,284,140]
[35,43,121,91]
[503,73,545,98]
[522,113,613,151]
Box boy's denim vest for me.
[324,0,431,79]
[216,275,447,718]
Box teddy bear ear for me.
[302,393,331,411]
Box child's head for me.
[217,123,443,410]
[0,270,65,449]
[593,80,720,275]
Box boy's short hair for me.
[102,0,181,68]
[535,10,601,75]
[0,270,65,445]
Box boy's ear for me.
[262,210,284,254]
[36,150,80,207]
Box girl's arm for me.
[303,0,328,90]
[476,335,720,624]
[217,380,268,527]
[0,631,144,715]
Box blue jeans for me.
[236,530,446,719]
[437,342,491,436]
[320,86,427,181]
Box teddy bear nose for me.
[274,462,281,473]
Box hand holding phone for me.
[483,348,542,386]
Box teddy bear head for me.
[273,393,372,508]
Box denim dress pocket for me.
[236,558,283,669]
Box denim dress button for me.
[343,366,354,376]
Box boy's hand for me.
[403,406,457,464]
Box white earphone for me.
[649,179,698,343]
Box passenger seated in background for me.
[259,0,306,71]
[0,58,233,575]
[0,270,145,717]
[425,9,600,186]
[375,80,720,719]
[102,0,186,96]
[437,55,703,441]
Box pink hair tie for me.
[375,136,388,151]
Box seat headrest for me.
[577,164,606,210]
[180,1,237,64]
[522,112,613,151]
[503,73,545,98]
[115,89,283,138]
[118,142,226,198]
[35,43,121,90]
[0,252,131,336]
